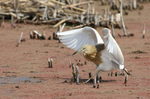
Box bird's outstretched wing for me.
[102,28,124,69]
[57,27,104,51]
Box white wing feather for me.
[102,28,124,69]
[57,27,104,51]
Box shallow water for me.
[0,77,42,84]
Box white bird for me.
[57,27,130,88]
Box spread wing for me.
[57,27,104,51]
[102,28,124,69]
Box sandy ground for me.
[0,2,150,99]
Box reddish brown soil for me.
[0,3,150,99]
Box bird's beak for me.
[72,51,78,56]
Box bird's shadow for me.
[61,77,116,84]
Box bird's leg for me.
[99,76,102,83]
[123,68,130,86]
[123,68,131,75]
[118,70,124,76]
[85,68,100,88]
[93,75,97,88]
[93,74,100,88]
[124,72,128,86]
[96,74,100,88]
[88,72,93,83]
[93,68,100,88]
[96,74,99,83]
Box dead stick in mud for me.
[53,19,68,28]
[59,23,66,32]
[133,0,137,9]
[32,30,46,40]
[72,24,86,29]
[62,1,93,9]
[14,0,19,12]
[29,31,35,39]
[120,0,128,36]
[0,16,5,27]
[86,3,90,24]
[111,22,115,38]
[33,30,42,37]
[71,63,80,84]
[16,32,23,47]
[71,63,76,82]
[51,0,86,12]
[11,15,15,28]
[48,58,53,68]
[142,24,146,39]
[75,65,80,84]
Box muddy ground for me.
[0,2,150,99]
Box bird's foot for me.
[93,83,99,88]
[97,84,99,88]
[93,85,96,88]
[124,77,127,86]
[99,76,102,83]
